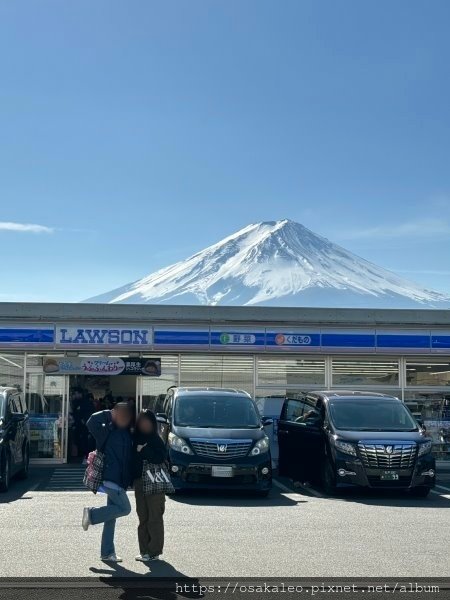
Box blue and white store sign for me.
[321,329,376,351]
[153,327,210,348]
[56,325,152,348]
[0,324,54,346]
[431,331,450,352]
[210,329,265,348]
[266,329,321,350]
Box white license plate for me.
[211,465,234,478]
[380,471,399,481]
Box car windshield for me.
[174,395,261,428]
[329,399,418,431]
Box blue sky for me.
[0,0,449,302]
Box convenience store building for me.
[0,303,449,463]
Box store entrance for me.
[68,375,138,463]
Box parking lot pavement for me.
[0,466,449,578]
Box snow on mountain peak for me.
[86,219,450,308]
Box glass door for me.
[26,368,68,462]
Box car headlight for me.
[250,436,270,456]
[334,439,357,456]
[168,433,193,455]
[418,440,433,456]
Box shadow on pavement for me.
[0,467,54,504]
[168,487,305,507]
[333,487,450,508]
[90,561,202,599]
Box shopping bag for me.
[83,449,105,493]
[142,460,175,495]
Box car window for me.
[166,396,173,419]
[8,395,19,415]
[15,394,26,414]
[283,398,307,421]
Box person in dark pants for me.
[82,402,133,562]
[132,409,167,562]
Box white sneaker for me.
[101,553,123,562]
[82,507,91,531]
[147,555,161,561]
[135,554,151,562]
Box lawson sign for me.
[56,325,152,347]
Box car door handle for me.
[278,430,289,435]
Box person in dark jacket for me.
[132,409,167,562]
[82,402,133,562]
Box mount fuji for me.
[86,219,450,308]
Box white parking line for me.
[273,478,324,498]
[431,489,450,499]
[435,483,450,492]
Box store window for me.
[406,360,450,387]
[180,354,254,395]
[26,371,65,460]
[0,353,24,391]
[404,391,450,461]
[257,357,325,387]
[141,355,179,411]
[332,358,399,387]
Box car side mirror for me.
[156,413,169,424]
[261,417,273,427]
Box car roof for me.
[173,387,251,398]
[310,390,401,401]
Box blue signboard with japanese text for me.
[210,329,265,348]
[266,330,321,350]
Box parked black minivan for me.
[0,387,30,492]
[278,391,435,497]
[156,387,273,496]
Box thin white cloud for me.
[340,218,450,240]
[0,221,54,234]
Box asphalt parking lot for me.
[0,465,449,578]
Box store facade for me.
[0,303,449,463]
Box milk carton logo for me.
[275,333,312,346]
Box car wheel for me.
[321,458,337,496]
[0,454,11,493]
[255,489,270,498]
[17,445,29,480]
[410,486,431,498]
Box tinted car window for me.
[283,398,320,424]
[329,399,418,431]
[283,399,306,421]
[174,395,260,428]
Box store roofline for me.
[0,302,449,327]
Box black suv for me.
[0,387,30,492]
[156,387,273,496]
[278,391,435,497]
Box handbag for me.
[142,460,175,495]
[83,433,109,494]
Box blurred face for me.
[138,417,154,435]
[112,406,132,429]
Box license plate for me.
[211,465,234,478]
[380,471,399,481]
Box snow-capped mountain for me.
[86,219,450,308]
